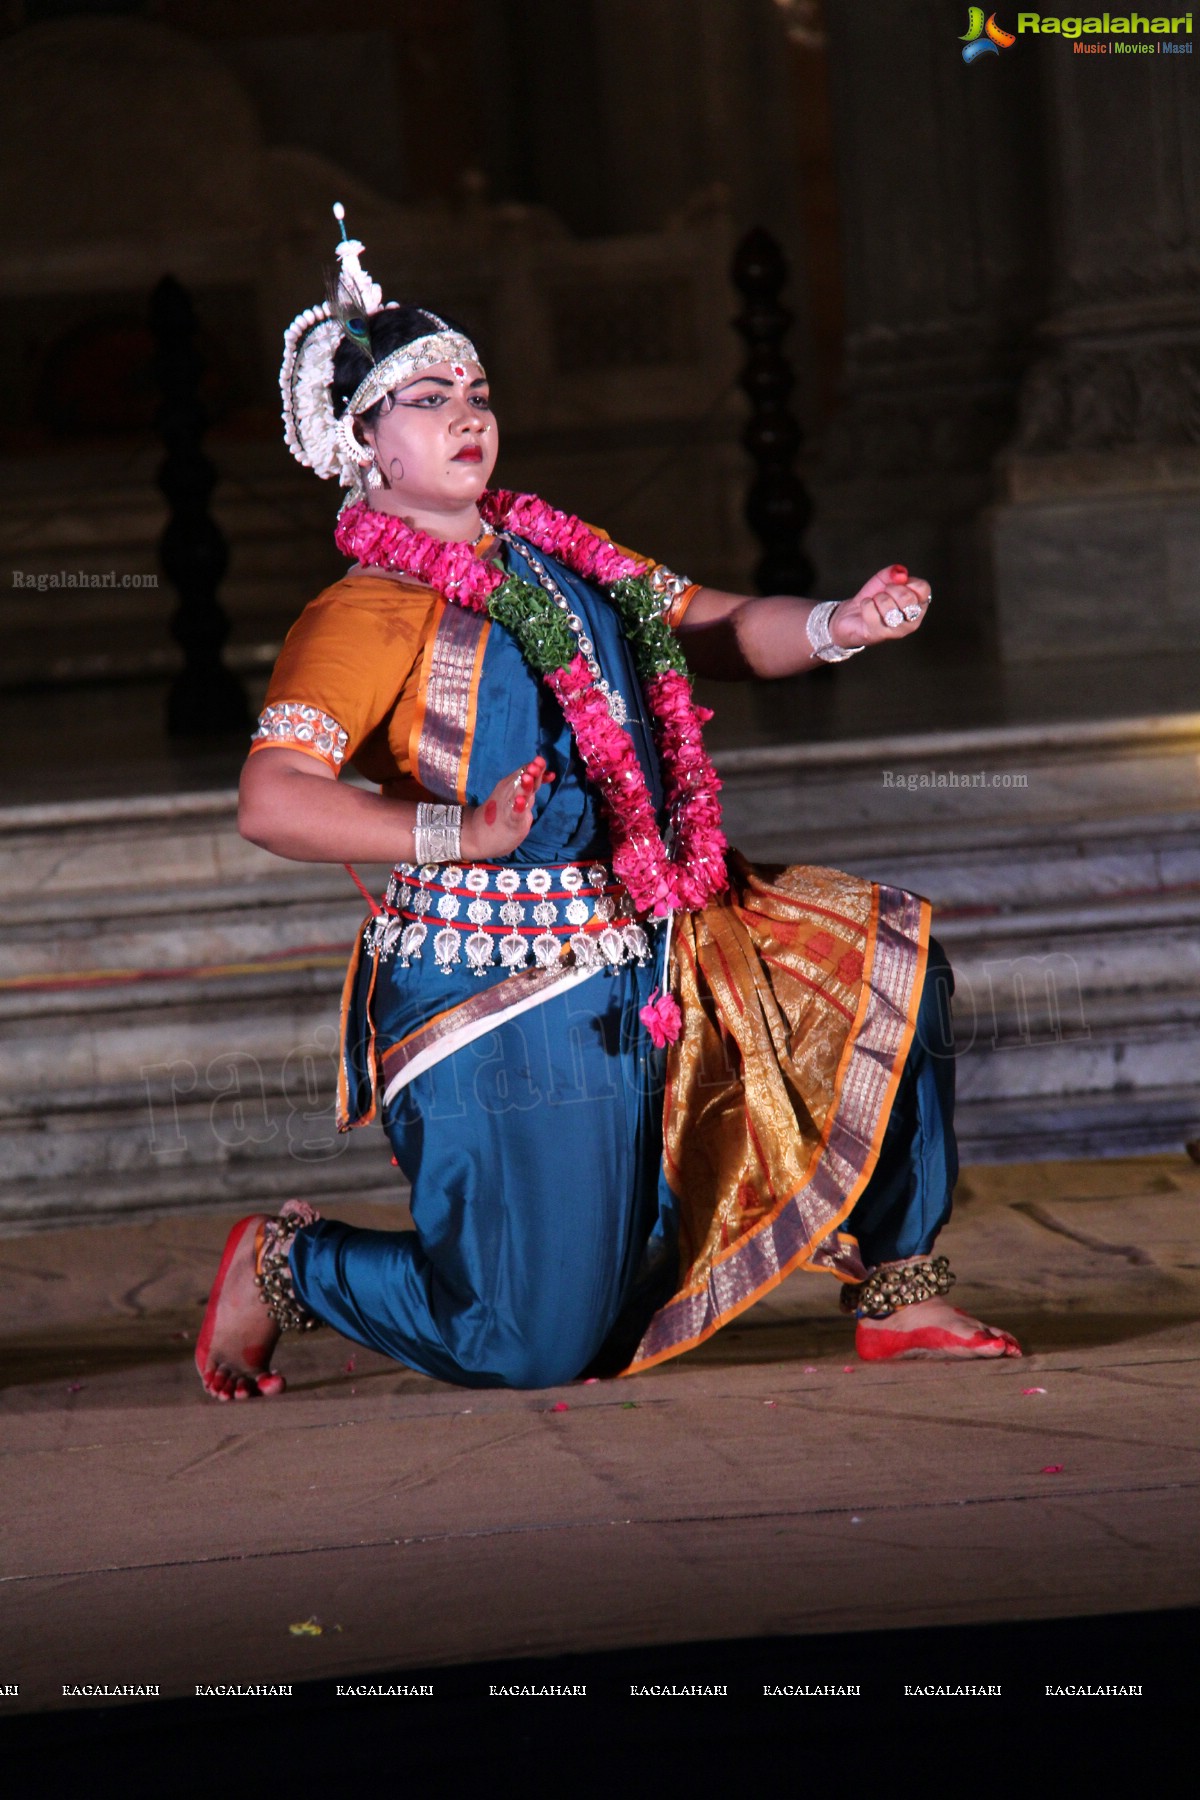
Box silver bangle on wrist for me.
[806,600,863,664]
[413,802,463,865]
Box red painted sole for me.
[195,1215,282,1400]
[856,1319,1023,1362]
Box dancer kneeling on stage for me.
[197,207,1020,1400]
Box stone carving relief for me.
[1015,337,1200,452]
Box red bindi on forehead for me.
[452,364,466,379]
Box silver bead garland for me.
[497,531,630,724]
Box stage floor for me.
[2,1153,1198,1714]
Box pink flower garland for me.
[334,491,649,611]
[482,490,648,588]
[335,503,497,608]
[335,495,728,919]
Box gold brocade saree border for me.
[409,598,490,804]
[625,880,931,1374]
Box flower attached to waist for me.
[639,988,683,1048]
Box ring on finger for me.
[903,604,922,622]
[884,607,905,628]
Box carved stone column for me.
[991,45,1200,660]
[813,0,1047,635]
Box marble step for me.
[3,949,1190,1112]
[0,970,346,1095]
[4,712,1197,900]
[2,1012,1194,1229]
[4,872,1194,1006]
[0,837,1191,1101]
[0,1144,397,1235]
[954,1085,1200,1163]
[4,878,1194,1051]
[0,942,1194,1209]
[0,714,1195,1224]
[717,713,1200,859]
[0,1066,372,1197]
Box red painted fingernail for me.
[890,564,908,580]
[484,799,497,825]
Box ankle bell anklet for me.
[254,1201,324,1332]
[840,1254,955,1319]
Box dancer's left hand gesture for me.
[831,563,931,650]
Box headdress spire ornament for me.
[279,202,483,501]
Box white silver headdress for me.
[279,203,483,498]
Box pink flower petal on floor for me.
[763,1400,777,1407]
[66,1382,83,1393]
[1040,1464,1065,1474]
[344,1357,357,1374]
[803,1366,817,1374]
[1022,1387,1047,1395]
[583,1377,600,1385]
[550,1401,570,1412]
[842,1365,857,1373]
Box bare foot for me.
[195,1215,286,1401]
[856,1296,1022,1362]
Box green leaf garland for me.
[485,577,577,675]
[608,577,691,681]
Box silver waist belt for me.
[365,859,654,977]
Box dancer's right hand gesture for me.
[461,756,554,860]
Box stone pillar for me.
[990,43,1200,661]
[471,0,804,251]
[813,0,1047,635]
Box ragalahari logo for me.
[961,8,1017,58]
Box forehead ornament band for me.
[344,331,481,418]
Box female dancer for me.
[197,211,1019,1400]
